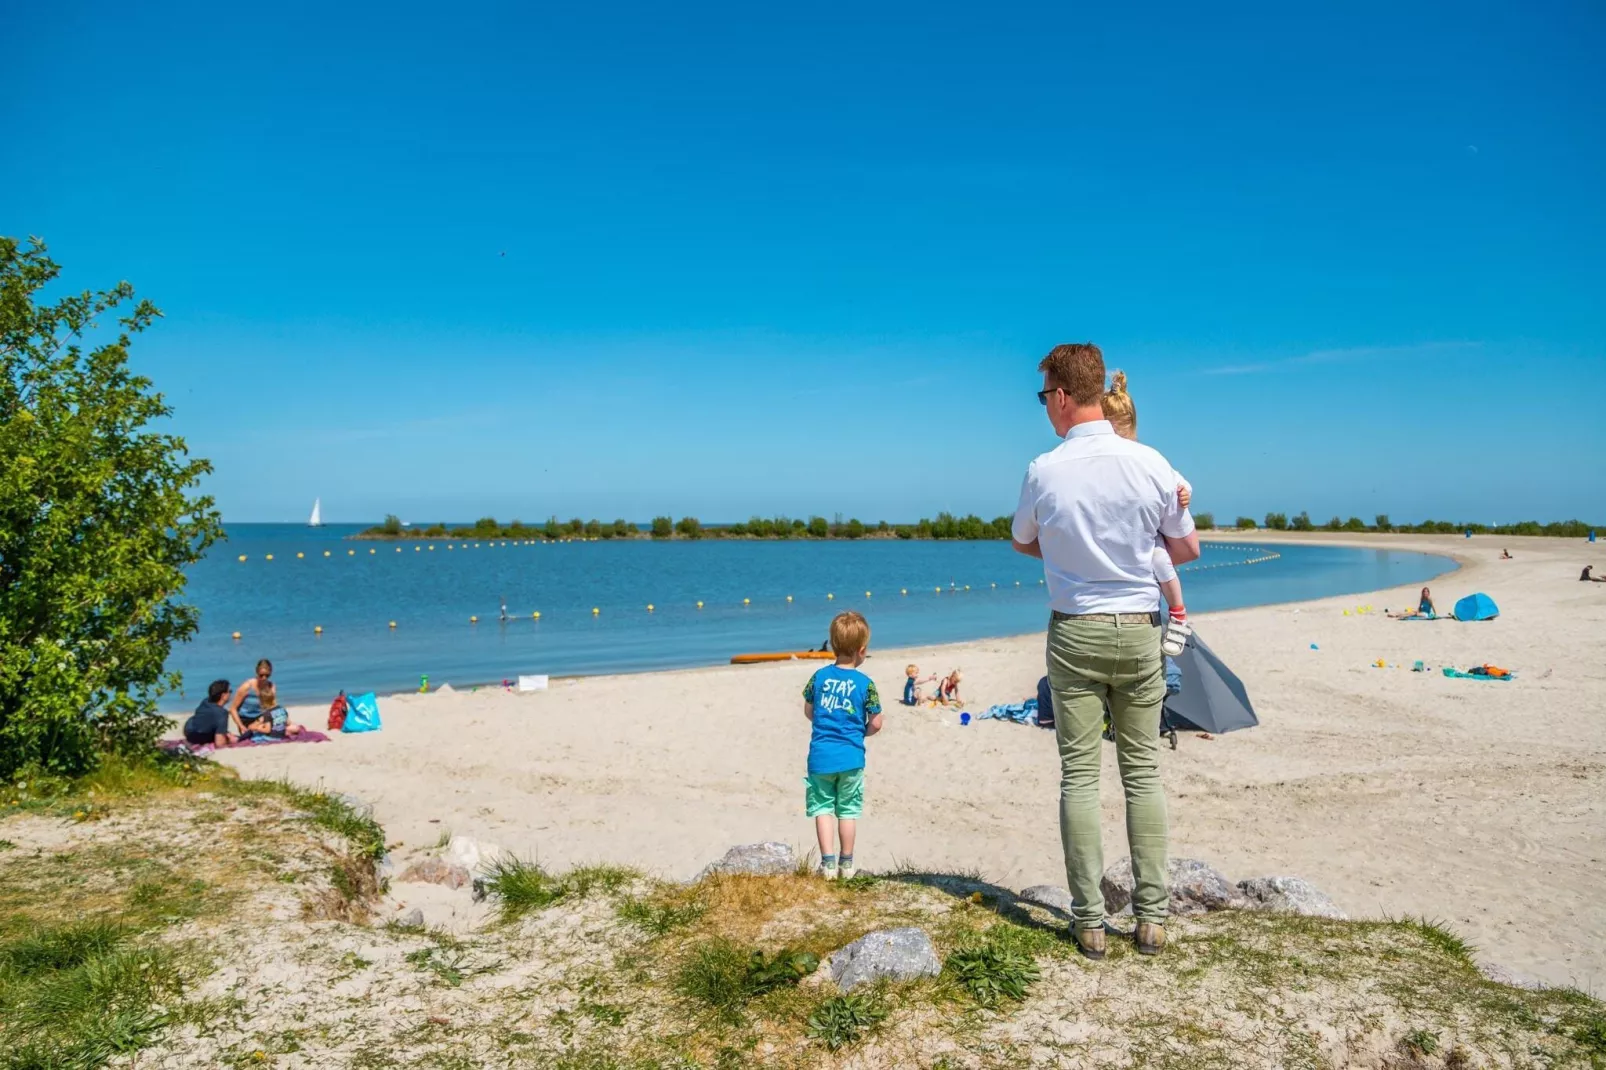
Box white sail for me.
[309,498,322,527]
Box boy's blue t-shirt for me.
[803,665,882,775]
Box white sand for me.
[211,533,1606,989]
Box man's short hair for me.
[208,679,231,703]
[1039,343,1106,406]
[829,611,871,657]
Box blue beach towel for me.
[343,691,382,732]
[979,700,1038,725]
[1442,667,1514,682]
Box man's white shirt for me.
[1012,420,1195,614]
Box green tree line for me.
[1241,513,1598,537]
[363,512,1020,541]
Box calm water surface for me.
[162,525,1456,709]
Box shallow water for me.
[160,526,1456,708]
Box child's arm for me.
[865,712,884,736]
[802,673,816,721]
[863,680,883,735]
[803,702,813,722]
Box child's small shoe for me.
[819,854,838,881]
[838,856,856,880]
[1161,614,1191,657]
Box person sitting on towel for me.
[1583,565,1606,582]
[243,682,305,739]
[1390,587,1437,618]
[183,680,237,747]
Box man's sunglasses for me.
[1036,387,1059,406]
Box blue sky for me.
[6,0,1604,524]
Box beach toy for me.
[1374,659,1385,668]
[231,631,241,641]
[1413,660,1425,672]
[959,712,971,726]
[420,674,429,693]
[1310,643,1319,650]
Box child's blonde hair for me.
[829,611,871,657]
[1101,369,1137,439]
[905,664,918,677]
[258,682,277,708]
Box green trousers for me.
[1046,615,1169,930]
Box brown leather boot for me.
[1135,921,1167,956]
[1074,926,1107,961]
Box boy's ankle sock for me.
[838,855,853,868]
[820,854,837,868]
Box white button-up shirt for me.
[1012,420,1194,615]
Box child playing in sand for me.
[935,669,962,704]
[802,611,883,880]
[902,664,937,706]
[1102,371,1193,658]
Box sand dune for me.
[212,533,1606,989]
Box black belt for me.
[1051,610,1161,625]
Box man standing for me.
[1011,343,1199,960]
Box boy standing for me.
[803,611,883,880]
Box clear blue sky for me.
[6,1,1604,524]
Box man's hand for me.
[1011,537,1043,559]
[1177,483,1191,510]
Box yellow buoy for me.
[429,545,435,551]
[388,621,396,629]
[990,582,996,588]
[826,593,834,600]
[647,604,654,612]
[314,626,323,634]
[348,549,355,555]
[265,554,273,560]
[964,585,970,591]
[414,546,420,552]
[238,554,247,562]
[470,615,478,623]
[696,601,704,609]
[297,552,304,559]
[231,631,241,640]
[369,548,376,554]
[323,551,331,557]
[935,587,941,593]
[901,588,907,595]
[592,607,600,615]
[533,611,541,619]
[743,598,751,605]
[865,591,871,598]
[1015,580,1020,586]
[786,595,793,603]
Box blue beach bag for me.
[342,691,382,733]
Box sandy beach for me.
[212,533,1606,990]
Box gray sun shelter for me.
[1160,628,1259,747]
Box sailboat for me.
[308,498,323,527]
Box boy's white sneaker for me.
[1161,616,1192,658]
[839,864,857,880]
[819,861,839,880]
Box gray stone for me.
[399,907,424,928]
[1478,960,1545,990]
[1101,857,1241,917]
[1236,876,1346,920]
[375,853,396,884]
[827,928,941,992]
[1018,885,1075,915]
[696,842,797,881]
[398,857,472,889]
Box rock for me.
[1101,857,1240,917]
[375,853,396,884]
[696,842,796,880]
[398,857,472,890]
[1478,960,1545,990]
[399,907,424,928]
[445,835,505,875]
[1236,876,1346,920]
[827,928,941,992]
[1018,885,1076,915]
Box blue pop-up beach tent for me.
[1453,593,1500,621]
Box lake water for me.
[162,525,1455,708]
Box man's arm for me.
[1011,537,1042,559]
[1010,467,1041,559]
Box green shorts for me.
[805,769,865,818]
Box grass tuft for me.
[673,938,818,1023]
[481,858,642,921]
[806,990,888,1049]
[1392,916,1476,964]
[946,930,1042,1007]
[616,892,707,936]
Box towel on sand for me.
[1442,666,1515,682]
[979,699,1040,725]
[159,730,332,756]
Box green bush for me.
[1374,514,1392,532]
[1236,516,1257,530]
[651,516,673,539]
[380,514,402,535]
[1290,511,1314,531]
[843,519,865,539]
[473,516,500,535]
[611,519,633,538]
[1325,516,1343,531]
[675,516,702,539]
[1264,512,1288,530]
[808,516,829,539]
[0,238,223,779]
[1343,517,1367,531]
[1194,512,1215,530]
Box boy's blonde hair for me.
[829,611,871,657]
[1101,369,1137,439]
[905,664,918,676]
[258,682,277,708]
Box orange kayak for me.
[730,651,835,665]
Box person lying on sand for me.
[183,680,238,747]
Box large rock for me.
[399,907,424,928]
[1236,876,1346,920]
[696,842,797,880]
[398,857,472,890]
[1101,857,1240,916]
[1018,885,1075,915]
[827,928,941,992]
[446,835,504,875]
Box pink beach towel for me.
[159,730,331,757]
